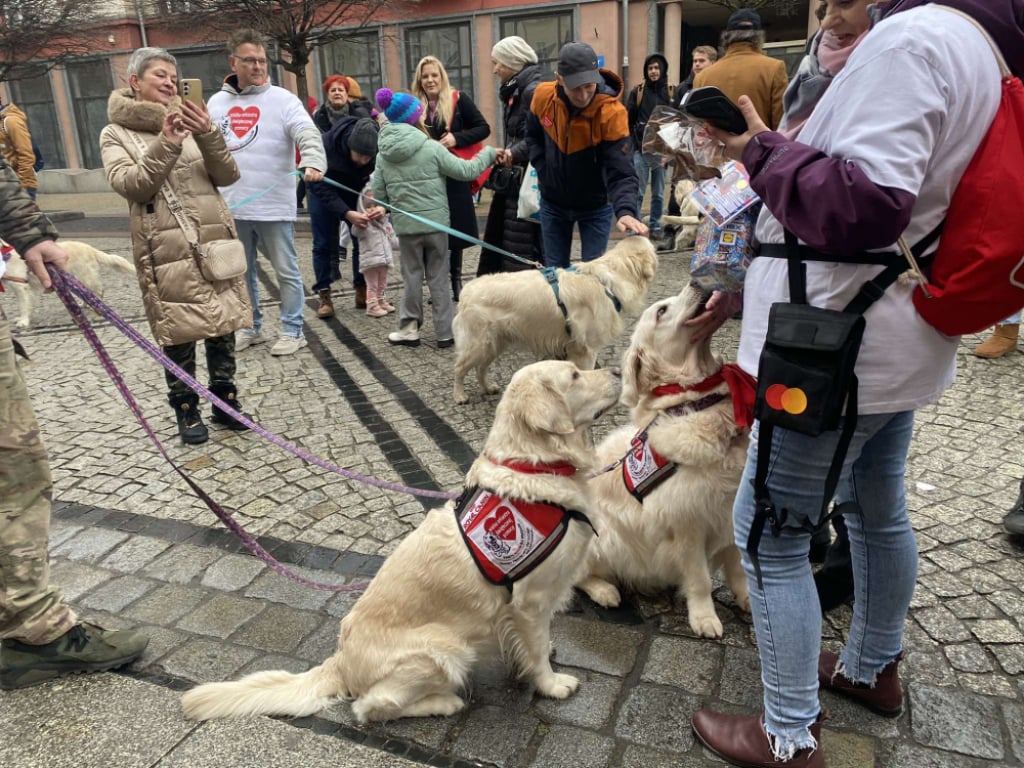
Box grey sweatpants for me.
[397,232,453,341]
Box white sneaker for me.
[270,334,308,356]
[236,330,266,352]
[388,321,420,347]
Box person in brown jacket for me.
[100,47,252,445]
[693,8,788,130]
[0,101,39,198]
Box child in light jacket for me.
[352,174,398,317]
[372,89,496,348]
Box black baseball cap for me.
[558,42,602,90]
[727,8,763,30]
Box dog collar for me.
[652,363,756,429]
[652,371,725,397]
[491,458,578,476]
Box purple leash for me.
[46,267,456,591]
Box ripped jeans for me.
[732,411,917,757]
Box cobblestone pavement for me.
[3,222,1024,768]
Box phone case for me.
[681,87,748,135]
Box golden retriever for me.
[1,239,135,329]
[181,360,621,724]
[452,236,658,404]
[659,179,701,251]
[577,284,750,638]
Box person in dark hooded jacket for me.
[478,36,548,275]
[307,116,379,319]
[625,53,674,237]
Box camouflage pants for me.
[0,313,76,643]
[163,332,236,399]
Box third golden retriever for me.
[577,284,751,638]
[452,236,658,404]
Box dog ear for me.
[620,346,644,407]
[521,380,576,435]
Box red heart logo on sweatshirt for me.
[227,106,260,138]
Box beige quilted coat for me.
[100,88,251,346]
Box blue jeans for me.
[308,192,364,292]
[234,220,305,338]
[732,411,917,757]
[539,198,613,268]
[633,152,664,231]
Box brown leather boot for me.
[818,651,903,717]
[354,285,367,309]
[691,709,825,767]
[973,323,1019,358]
[316,289,335,319]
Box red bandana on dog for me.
[455,486,591,590]
[651,363,757,429]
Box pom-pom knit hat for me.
[375,88,424,126]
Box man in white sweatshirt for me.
[208,29,327,356]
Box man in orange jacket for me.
[0,101,39,199]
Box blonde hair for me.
[412,55,455,130]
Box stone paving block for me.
[991,644,1024,676]
[160,637,260,683]
[882,742,994,768]
[295,619,341,663]
[943,643,994,673]
[129,625,190,668]
[176,593,266,639]
[619,744,709,768]
[818,692,901,739]
[231,603,323,654]
[122,584,207,624]
[50,527,130,563]
[956,671,1018,698]
[914,605,972,643]
[549,614,644,677]
[78,574,157,613]
[200,553,267,591]
[47,559,112,601]
[614,684,699,753]
[533,668,623,729]
[450,704,538,768]
[236,653,312,676]
[242,568,337,611]
[48,523,83,547]
[1003,701,1024,763]
[528,725,614,768]
[100,535,173,573]
[640,635,722,695]
[465,658,536,714]
[820,730,878,768]
[908,682,1004,760]
[718,646,764,709]
[968,618,1024,644]
[141,543,222,584]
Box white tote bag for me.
[517,163,541,221]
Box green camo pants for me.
[0,313,76,643]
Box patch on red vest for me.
[455,486,591,589]
[623,430,676,501]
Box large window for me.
[65,59,114,169]
[405,23,473,99]
[499,12,574,80]
[6,64,66,169]
[174,48,231,101]
[319,31,383,103]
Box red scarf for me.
[651,363,756,428]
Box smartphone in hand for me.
[178,78,204,107]
[679,86,748,135]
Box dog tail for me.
[181,659,344,721]
[93,249,137,274]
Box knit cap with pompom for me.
[375,88,425,126]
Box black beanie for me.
[348,118,379,156]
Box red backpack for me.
[911,9,1024,335]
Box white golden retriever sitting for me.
[182,360,621,724]
[1,239,135,329]
[452,236,658,404]
[658,179,701,251]
[577,284,751,638]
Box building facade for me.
[3,0,818,174]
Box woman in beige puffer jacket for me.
[100,47,251,445]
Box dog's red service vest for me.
[455,486,592,590]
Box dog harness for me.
[541,266,622,340]
[622,365,757,502]
[455,459,594,591]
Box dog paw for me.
[453,390,469,405]
[689,613,724,639]
[735,590,751,613]
[14,319,29,330]
[581,581,621,608]
[482,381,501,395]
[535,672,579,699]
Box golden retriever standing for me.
[452,236,658,404]
[182,360,621,724]
[1,239,136,329]
[659,179,701,252]
[577,284,751,638]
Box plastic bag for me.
[517,163,541,221]
[641,105,725,182]
[690,160,760,228]
[690,205,758,293]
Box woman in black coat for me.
[412,55,491,301]
[479,37,546,275]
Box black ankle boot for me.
[169,393,209,444]
[1005,476,1024,536]
[209,383,250,431]
[450,250,463,302]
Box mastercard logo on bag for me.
[763,384,808,415]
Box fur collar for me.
[107,88,181,133]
